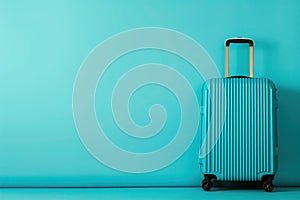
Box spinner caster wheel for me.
[263,180,274,192]
[262,175,274,192]
[202,178,213,191]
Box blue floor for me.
[1,187,300,200]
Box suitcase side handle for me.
[225,38,254,78]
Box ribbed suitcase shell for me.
[200,77,278,181]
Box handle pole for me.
[249,46,254,78]
[226,46,229,78]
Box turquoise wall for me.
[1,0,299,187]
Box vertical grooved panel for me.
[201,78,277,182]
[253,79,256,180]
[258,80,260,173]
[267,80,270,171]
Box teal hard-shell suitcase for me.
[199,38,278,192]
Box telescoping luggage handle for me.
[225,38,254,78]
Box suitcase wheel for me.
[201,175,216,191]
[262,175,274,192]
[202,179,212,191]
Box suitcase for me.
[199,38,278,192]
